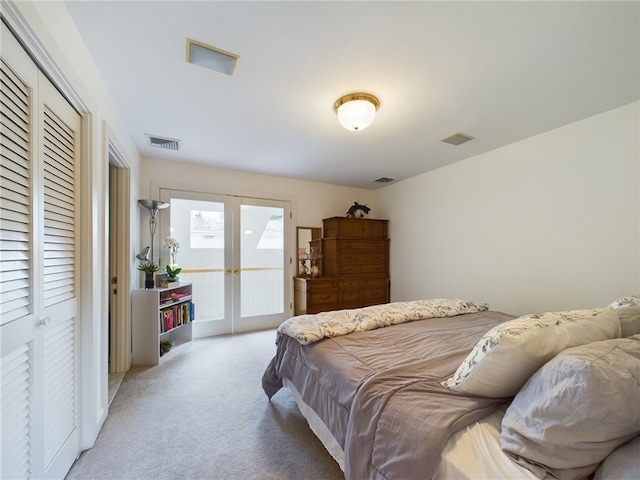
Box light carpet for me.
[66,329,343,480]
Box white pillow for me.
[500,336,640,480]
[609,294,640,337]
[594,435,640,480]
[441,308,621,397]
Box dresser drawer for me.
[362,288,388,306]
[338,263,388,275]
[310,291,339,305]
[340,289,361,308]
[337,240,388,251]
[340,279,361,289]
[323,217,388,239]
[362,277,389,305]
[337,252,388,264]
[362,277,389,288]
[308,280,340,291]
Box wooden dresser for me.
[294,217,390,315]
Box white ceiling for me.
[64,1,639,189]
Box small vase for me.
[144,273,154,289]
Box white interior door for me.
[1,22,81,479]
[158,189,292,337]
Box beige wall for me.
[138,156,376,246]
[376,102,640,316]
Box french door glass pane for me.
[240,204,284,317]
[169,198,225,322]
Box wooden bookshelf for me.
[132,283,194,365]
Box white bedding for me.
[285,378,543,479]
[434,404,547,479]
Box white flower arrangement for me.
[163,236,180,253]
[163,236,180,266]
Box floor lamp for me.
[138,199,169,264]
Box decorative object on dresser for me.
[298,248,310,276]
[346,201,370,218]
[294,217,389,315]
[296,226,322,276]
[308,246,323,278]
[132,283,194,365]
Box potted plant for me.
[346,202,371,218]
[137,261,159,289]
[163,265,182,287]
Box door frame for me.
[107,139,131,373]
[152,179,296,334]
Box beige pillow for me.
[609,294,640,337]
[500,335,640,480]
[441,308,621,397]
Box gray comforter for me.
[262,310,514,479]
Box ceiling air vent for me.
[374,177,396,183]
[146,134,181,151]
[441,132,475,146]
[186,38,240,76]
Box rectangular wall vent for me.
[186,38,240,76]
[145,134,181,151]
[441,132,475,146]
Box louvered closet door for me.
[1,23,81,479]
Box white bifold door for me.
[159,189,292,337]
[1,23,81,478]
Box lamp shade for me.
[136,246,150,261]
[334,93,380,132]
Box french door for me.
[159,189,292,336]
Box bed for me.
[262,297,640,480]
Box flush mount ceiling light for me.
[334,93,380,132]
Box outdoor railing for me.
[179,267,283,320]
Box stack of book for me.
[159,302,195,333]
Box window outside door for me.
[159,189,291,336]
